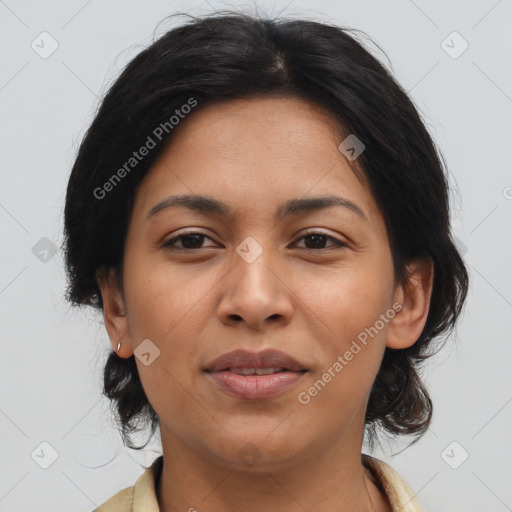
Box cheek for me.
[300,259,395,343]
[295,260,394,405]
[124,261,214,431]
[123,256,216,341]
[122,256,218,388]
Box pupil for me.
[305,234,325,249]
[182,234,204,249]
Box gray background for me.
[1,0,511,510]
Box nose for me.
[217,243,294,331]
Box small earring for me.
[117,342,121,352]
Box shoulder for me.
[93,486,134,511]
[92,455,163,512]
[362,454,424,512]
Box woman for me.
[63,11,468,512]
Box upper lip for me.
[204,349,308,372]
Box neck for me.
[156,421,390,512]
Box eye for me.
[293,231,347,250]
[162,231,217,251]
[162,230,347,252]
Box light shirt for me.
[94,454,423,511]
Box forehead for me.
[132,96,381,228]
[171,96,349,167]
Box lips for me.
[204,349,307,373]
[229,367,287,375]
[204,349,308,400]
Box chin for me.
[209,429,310,473]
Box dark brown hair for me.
[63,11,469,450]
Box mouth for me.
[224,367,300,375]
[204,348,308,373]
[203,349,308,400]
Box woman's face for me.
[101,96,428,471]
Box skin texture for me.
[98,96,433,512]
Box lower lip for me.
[205,370,306,400]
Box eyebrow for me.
[147,194,368,222]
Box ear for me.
[96,266,133,357]
[386,258,434,349]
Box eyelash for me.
[162,231,347,252]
